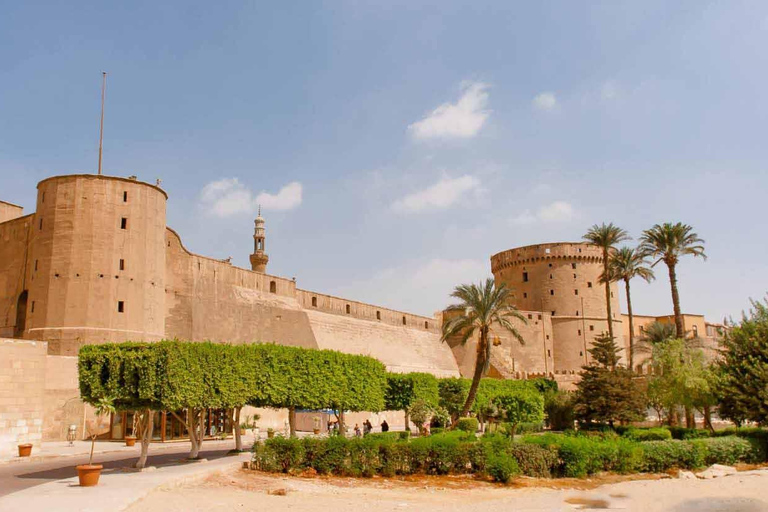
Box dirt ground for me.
[128,467,768,512]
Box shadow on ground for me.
[671,497,768,512]
[15,449,235,482]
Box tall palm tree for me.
[441,278,526,417]
[606,247,654,370]
[639,223,706,339]
[583,223,630,340]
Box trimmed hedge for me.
[252,430,768,482]
[456,417,479,433]
[622,427,673,442]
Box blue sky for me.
[2,1,767,321]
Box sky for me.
[1,1,767,322]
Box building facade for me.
[0,173,723,451]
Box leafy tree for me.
[716,299,768,426]
[79,343,162,468]
[639,223,706,338]
[583,223,630,340]
[543,389,575,431]
[573,334,645,427]
[647,338,716,429]
[606,246,654,370]
[437,377,470,422]
[385,372,439,432]
[441,279,526,417]
[492,388,545,437]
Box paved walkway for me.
[0,438,253,511]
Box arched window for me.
[13,290,28,338]
[311,296,317,307]
[346,304,351,314]
[692,324,698,337]
[269,281,276,293]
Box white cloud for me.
[256,182,303,211]
[511,200,575,225]
[532,92,557,111]
[391,175,481,213]
[408,82,490,140]
[333,258,489,315]
[200,178,302,217]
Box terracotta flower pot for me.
[124,436,136,447]
[18,444,32,457]
[76,464,103,487]
[267,431,275,439]
[313,428,320,435]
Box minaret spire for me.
[249,208,269,273]
[97,71,107,175]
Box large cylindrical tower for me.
[23,174,167,355]
[491,242,624,373]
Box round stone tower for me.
[491,242,624,373]
[249,207,269,273]
[24,174,167,355]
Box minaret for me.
[249,206,269,273]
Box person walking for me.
[354,424,362,438]
[380,419,389,432]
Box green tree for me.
[385,372,439,433]
[606,246,654,370]
[441,278,526,418]
[573,334,645,427]
[583,223,631,340]
[492,388,545,437]
[648,337,716,430]
[716,299,768,426]
[639,223,706,339]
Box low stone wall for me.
[0,339,46,458]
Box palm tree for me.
[441,278,526,418]
[606,247,654,370]
[583,223,630,340]
[639,223,706,339]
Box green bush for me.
[544,390,575,431]
[398,431,410,441]
[487,453,520,483]
[456,417,479,433]
[253,437,305,473]
[668,427,710,440]
[622,427,672,442]
[693,436,763,466]
[509,443,557,478]
[515,422,545,435]
[640,439,708,472]
[430,427,444,435]
[524,433,642,477]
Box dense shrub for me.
[509,443,557,478]
[456,417,479,433]
[640,439,708,472]
[693,436,763,465]
[668,427,710,440]
[524,433,643,477]
[515,422,545,435]
[487,454,520,483]
[622,427,673,442]
[544,390,575,431]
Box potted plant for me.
[124,413,138,447]
[76,397,115,487]
[312,416,321,435]
[17,442,32,457]
[240,414,260,439]
[266,427,275,439]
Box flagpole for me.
[97,72,107,175]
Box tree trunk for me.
[234,407,242,452]
[667,262,684,339]
[603,248,615,340]
[625,278,634,371]
[338,410,346,436]
[685,405,695,429]
[703,404,715,434]
[404,410,410,434]
[461,327,488,418]
[188,408,200,459]
[134,409,153,469]
[288,407,296,438]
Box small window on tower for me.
[119,259,125,271]
[580,351,584,357]
[39,218,43,230]
[578,329,582,336]
[270,281,277,293]
[551,311,556,316]
[424,321,429,329]
[589,325,595,331]
[34,260,38,271]
[527,314,533,320]
[402,316,406,325]
[574,289,579,295]
[587,282,593,288]
[31,301,35,313]
[610,291,614,298]
[522,272,529,282]
[550,289,554,295]
[311,297,317,307]
[549,274,553,279]
[547,349,551,357]
[572,263,577,269]
[523,292,528,298]
[118,301,125,313]
[576,311,580,316]
[346,304,351,314]
[537,314,542,320]
[376,311,381,320]
[120,218,127,230]
[123,191,128,202]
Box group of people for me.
[352,419,389,437]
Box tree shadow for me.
[670,498,768,512]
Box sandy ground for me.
[128,467,768,512]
